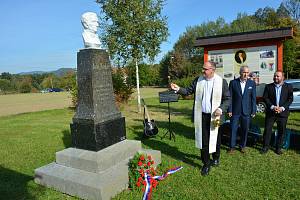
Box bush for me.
[70,83,78,107]
[128,63,162,86]
[173,76,196,88]
[112,68,134,104]
[0,79,13,94]
[173,76,196,100]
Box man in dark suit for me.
[170,61,230,176]
[261,71,293,155]
[228,66,256,154]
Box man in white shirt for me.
[228,66,256,154]
[261,71,293,155]
[170,61,230,176]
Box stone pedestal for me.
[70,49,126,151]
[35,140,161,200]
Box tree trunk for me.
[135,59,141,113]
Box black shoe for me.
[260,147,268,154]
[210,159,220,167]
[275,148,283,155]
[201,165,210,176]
[240,147,246,154]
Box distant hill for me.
[53,68,76,77]
[18,71,45,75]
[18,68,76,77]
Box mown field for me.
[0,92,72,117]
[0,88,299,200]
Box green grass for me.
[0,93,300,199]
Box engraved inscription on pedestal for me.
[71,49,126,151]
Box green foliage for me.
[277,3,290,18]
[70,79,78,107]
[41,74,60,89]
[18,76,33,93]
[0,79,13,94]
[159,52,172,85]
[283,0,300,23]
[128,63,161,86]
[0,72,78,94]
[112,68,134,103]
[0,72,12,80]
[59,71,76,91]
[230,13,265,32]
[97,0,168,64]
[173,76,197,88]
[284,39,298,79]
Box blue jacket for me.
[228,78,256,115]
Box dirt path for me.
[0,92,72,117]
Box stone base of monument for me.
[70,117,126,151]
[34,140,161,200]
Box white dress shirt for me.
[240,79,246,95]
[202,77,214,113]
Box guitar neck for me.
[144,104,152,121]
[141,98,152,121]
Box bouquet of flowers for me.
[128,153,158,191]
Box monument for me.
[70,48,126,151]
[34,12,161,200]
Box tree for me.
[18,76,33,93]
[277,3,290,18]
[60,71,76,91]
[284,39,298,79]
[284,0,300,23]
[168,18,229,81]
[97,0,168,112]
[41,74,60,89]
[230,13,264,32]
[0,72,12,81]
[0,79,12,94]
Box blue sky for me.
[0,0,283,74]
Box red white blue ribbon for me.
[142,166,183,200]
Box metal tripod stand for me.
[161,102,176,141]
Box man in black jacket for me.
[261,71,293,155]
[170,61,230,176]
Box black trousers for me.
[201,113,221,167]
[263,114,288,150]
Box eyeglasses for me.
[202,68,212,71]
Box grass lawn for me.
[0,92,72,117]
[0,90,300,199]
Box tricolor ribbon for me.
[142,166,183,200]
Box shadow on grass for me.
[131,119,195,140]
[128,122,200,168]
[0,165,37,200]
[148,103,193,119]
[142,139,201,168]
[62,129,72,148]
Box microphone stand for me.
[161,75,176,141]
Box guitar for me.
[141,99,158,137]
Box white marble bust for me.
[81,12,101,49]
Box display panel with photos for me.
[208,45,276,84]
